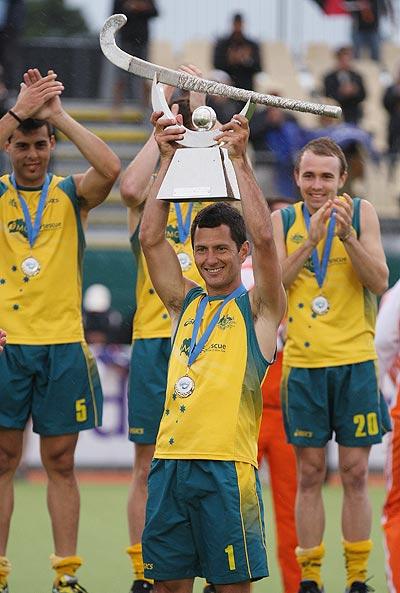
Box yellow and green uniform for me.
[0,174,85,344]
[280,199,389,446]
[128,202,206,444]
[155,287,269,465]
[0,174,102,435]
[142,287,271,584]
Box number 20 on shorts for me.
[353,412,378,437]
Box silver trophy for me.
[100,14,342,202]
[151,77,255,202]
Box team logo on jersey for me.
[8,218,28,239]
[290,233,304,244]
[218,314,235,330]
[166,224,180,244]
[204,343,226,352]
[8,198,18,208]
[180,338,191,357]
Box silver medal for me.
[312,295,330,316]
[177,252,192,272]
[174,375,195,398]
[21,257,41,277]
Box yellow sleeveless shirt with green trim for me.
[282,199,377,368]
[154,287,270,467]
[130,202,207,340]
[0,173,85,344]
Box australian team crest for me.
[217,314,235,330]
[290,233,304,244]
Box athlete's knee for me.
[0,433,23,477]
[41,446,76,478]
[0,444,21,477]
[297,458,326,491]
[339,456,369,492]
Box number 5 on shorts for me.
[224,544,236,571]
[353,412,378,437]
[75,398,88,422]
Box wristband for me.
[8,110,23,124]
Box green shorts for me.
[128,338,171,444]
[142,459,269,584]
[0,343,102,435]
[281,360,391,447]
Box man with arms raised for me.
[139,109,286,593]
[272,137,389,593]
[0,69,120,593]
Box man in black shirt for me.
[111,0,159,109]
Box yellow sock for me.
[126,543,153,584]
[343,539,373,587]
[296,543,325,587]
[50,554,83,585]
[0,557,11,587]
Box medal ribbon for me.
[303,204,336,289]
[188,284,246,367]
[11,174,50,248]
[174,203,194,244]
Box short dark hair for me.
[295,137,348,176]
[190,202,246,250]
[9,118,54,141]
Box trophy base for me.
[157,146,240,202]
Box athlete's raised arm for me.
[139,111,197,318]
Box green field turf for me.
[7,479,387,593]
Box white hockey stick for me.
[100,14,342,119]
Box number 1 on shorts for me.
[224,544,236,571]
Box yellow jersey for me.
[131,202,206,340]
[282,199,377,367]
[0,174,85,344]
[154,287,270,467]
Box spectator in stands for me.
[250,96,307,201]
[213,13,261,93]
[206,69,238,124]
[345,0,394,62]
[111,0,159,110]
[383,65,400,170]
[323,46,366,124]
[0,0,25,89]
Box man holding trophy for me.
[138,107,286,593]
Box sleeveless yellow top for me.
[0,174,85,344]
[155,287,270,467]
[131,202,206,340]
[282,200,377,367]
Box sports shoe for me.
[298,581,324,593]
[203,585,216,593]
[346,582,374,593]
[129,581,153,593]
[52,575,88,593]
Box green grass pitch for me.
[8,479,386,592]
